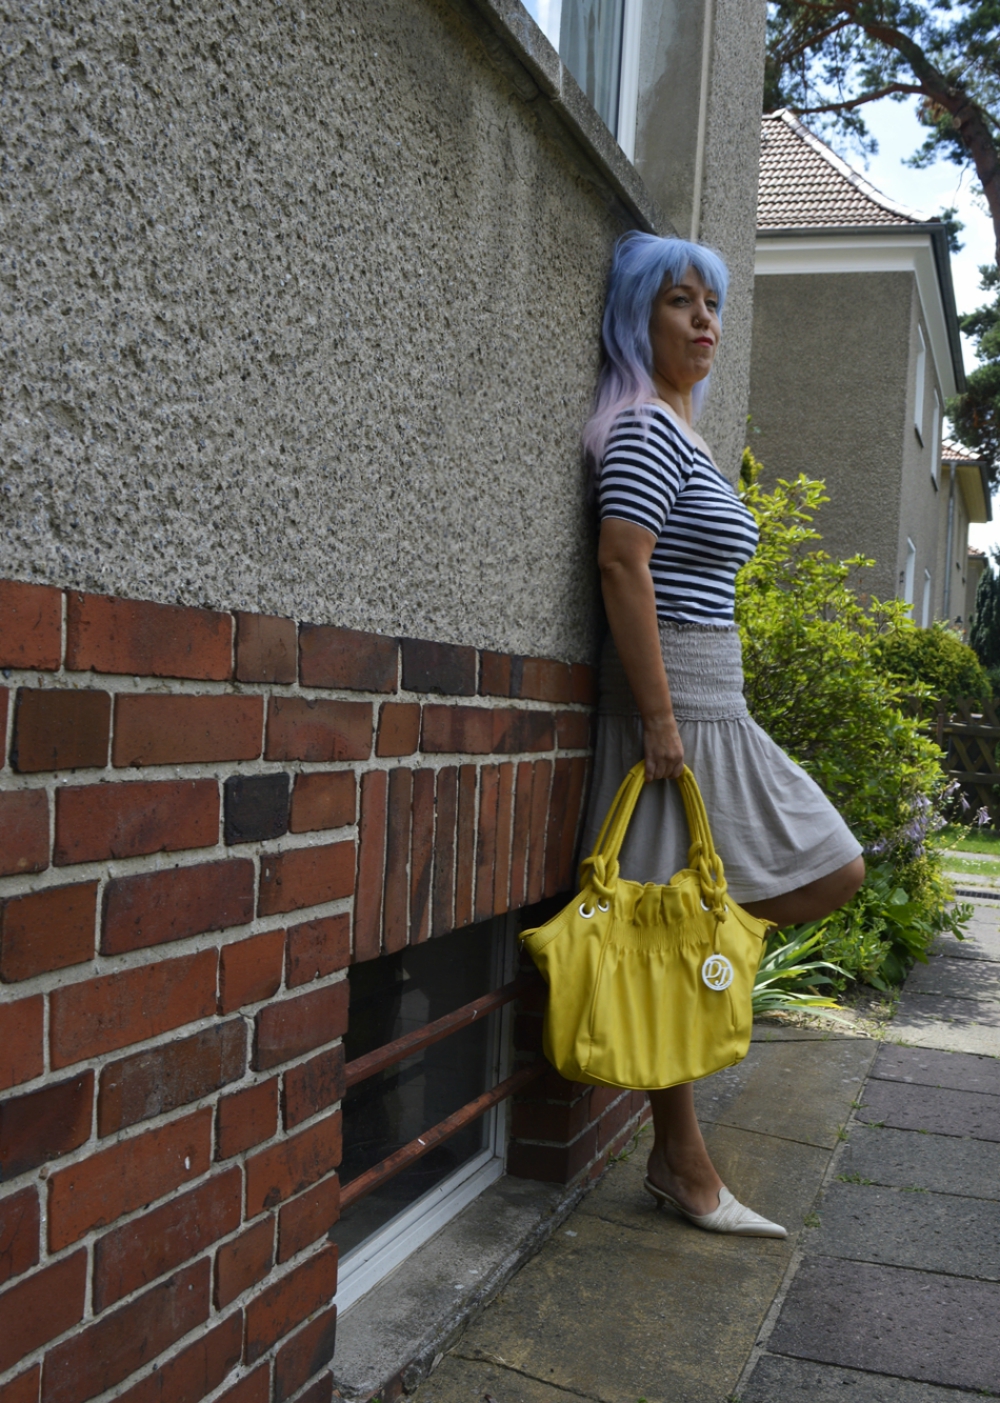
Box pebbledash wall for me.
[0,577,638,1403]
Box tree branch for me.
[791,83,925,115]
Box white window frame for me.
[914,324,926,442]
[903,538,917,614]
[334,916,517,1316]
[522,0,643,161]
[921,568,932,628]
[930,389,941,485]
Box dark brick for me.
[509,761,534,910]
[245,1118,342,1218]
[0,996,43,1091]
[244,1244,338,1362]
[287,914,351,987]
[493,762,514,915]
[236,612,297,684]
[284,1047,346,1129]
[479,651,512,697]
[93,1169,242,1310]
[527,761,552,904]
[274,1304,337,1402]
[102,859,255,954]
[254,984,349,1072]
[555,710,593,751]
[410,768,434,943]
[0,582,62,671]
[224,773,290,845]
[98,1022,247,1135]
[475,765,499,922]
[569,663,598,705]
[12,689,110,773]
[0,1072,93,1178]
[0,1251,87,1376]
[0,882,97,982]
[217,1079,279,1160]
[454,764,476,929]
[277,1176,340,1263]
[402,639,477,696]
[420,705,494,755]
[54,779,218,865]
[383,768,412,955]
[376,702,421,757]
[113,1314,242,1403]
[544,758,573,897]
[66,593,233,681]
[431,767,458,939]
[266,697,372,763]
[215,1216,274,1308]
[289,772,356,833]
[299,624,398,692]
[41,1259,209,1403]
[0,791,49,878]
[507,1125,597,1184]
[0,1368,38,1403]
[354,771,387,962]
[215,1366,268,1403]
[258,841,355,917]
[218,930,285,1013]
[517,658,574,703]
[0,1187,40,1287]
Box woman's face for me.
[648,267,720,392]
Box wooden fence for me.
[932,697,1000,817]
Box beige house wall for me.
[897,289,947,622]
[747,270,912,600]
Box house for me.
[0,2,767,1401]
[967,544,990,636]
[938,442,992,633]
[748,109,985,621]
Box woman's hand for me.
[642,710,684,782]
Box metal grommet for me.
[597,900,610,912]
[579,903,595,919]
[700,898,711,912]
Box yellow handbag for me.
[520,762,770,1090]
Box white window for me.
[914,324,926,442]
[921,568,932,628]
[903,538,917,614]
[930,390,941,485]
[523,0,643,159]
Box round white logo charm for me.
[701,954,734,991]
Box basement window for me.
[333,917,514,1313]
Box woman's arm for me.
[598,517,684,781]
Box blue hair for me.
[583,232,730,469]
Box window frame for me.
[914,323,926,443]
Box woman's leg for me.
[646,1083,724,1215]
[742,855,865,928]
[646,856,865,1215]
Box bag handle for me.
[579,762,729,919]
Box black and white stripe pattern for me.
[598,405,758,625]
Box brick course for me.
[0,577,597,1403]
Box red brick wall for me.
[0,578,601,1403]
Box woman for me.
[581,232,865,1238]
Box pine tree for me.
[970,552,1000,670]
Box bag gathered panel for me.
[521,763,770,1091]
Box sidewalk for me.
[410,902,1000,1403]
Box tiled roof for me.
[942,439,981,464]
[758,110,923,231]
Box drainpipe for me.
[942,463,956,621]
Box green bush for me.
[735,454,970,989]
[875,621,990,709]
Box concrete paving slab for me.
[838,1124,1000,1199]
[904,953,1000,1000]
[442,1207,790,1403]
[857,1078,1000,1141]
[741,1354,990,1402]
[694,1038,876,1150]
[808,1181,1000,1279]
[751,1023,861,1041]
[932,923,1000,963]
[575,1120,828,1243]
[767,1255,1000,1392]
[886,989,1000,1055]
[414,1355,581,1403]
[871,1044,1000,1095]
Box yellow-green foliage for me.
[876,622,990,708]
[735,453,969,987]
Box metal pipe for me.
[943,462,956,620]
[340,1059,548,1211]
[344,977,530,1090]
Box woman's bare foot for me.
[646,1082,724,1216]
[645,1146,723,1216]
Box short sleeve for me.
[598,408,691,538]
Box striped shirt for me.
[598,404,758,625]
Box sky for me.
[821,95,998,554]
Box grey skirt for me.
[580,623,862,905]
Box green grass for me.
[941,852,1000,877]
[939,824,1000,855]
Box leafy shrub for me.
[875,621,989,710]
[735,454,970,988]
